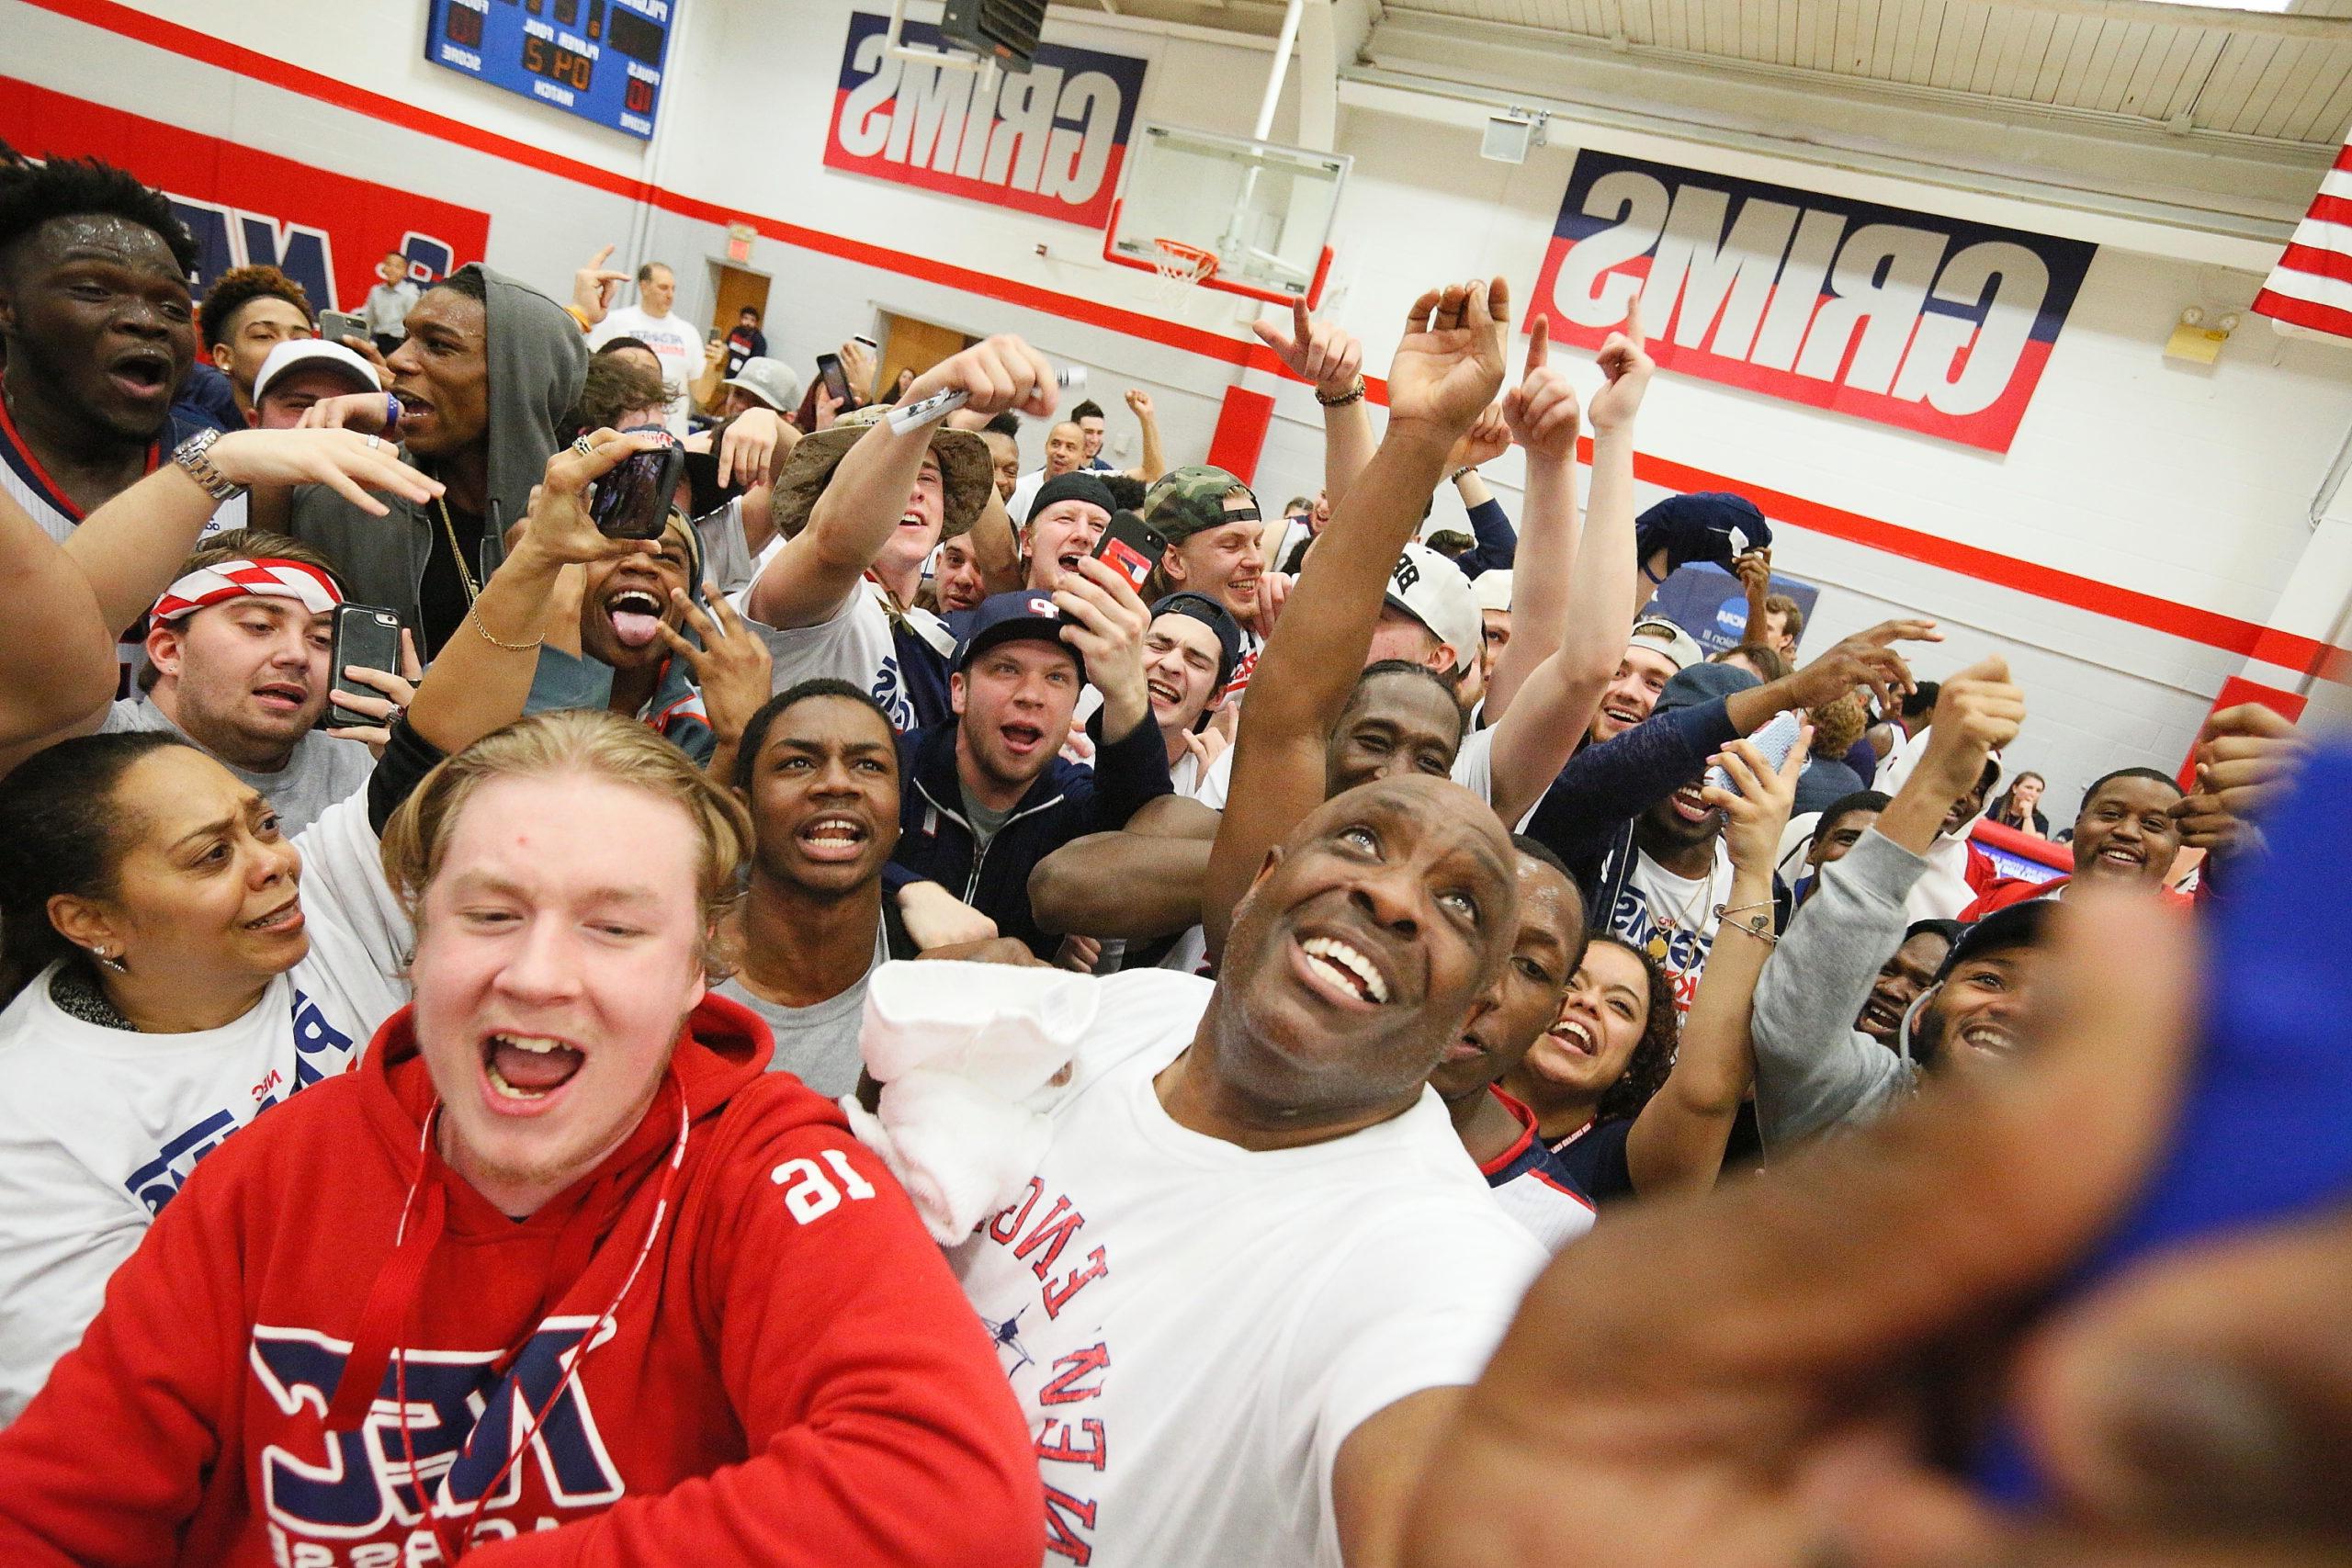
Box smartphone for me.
[318,310,369,348]
[590,424,686,540]
[322,605,402,731]
[816,352,851,405]
[682,446,742,521]
[1091,511,1164,593]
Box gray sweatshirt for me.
[1750,829,1929,1149]
[288,265,588,642]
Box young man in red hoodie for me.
[0,707,1043,1568]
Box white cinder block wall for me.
[9,0,2347,809]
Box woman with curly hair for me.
[1503,727,1805,1205]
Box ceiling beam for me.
[1965,0,2352,44]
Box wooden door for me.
[709,265,771,342]
[876,312,974,404]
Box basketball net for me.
[1149,238,1218,306]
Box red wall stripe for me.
[1205,386,1277,481]
[24,0,2345,676]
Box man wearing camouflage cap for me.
[735,335,1055,732]
[1143,464,1270,703]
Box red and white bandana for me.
[152,558,343,623]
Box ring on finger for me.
[571,434,597,458]
[366,434,383,451]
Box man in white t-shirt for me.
[919,773,1544,1567]
[734,338,1049,732]
[587,261,705,434]
[1005,418,1089,525]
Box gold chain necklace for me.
[435,493,481,604]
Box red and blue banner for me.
[825,12,1148,231]
[1532,150,2095,454]
[0,78,492,311]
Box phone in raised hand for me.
[321,605,401,729]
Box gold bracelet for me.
[469,599,545,652]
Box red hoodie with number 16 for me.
[0,996,1045,1568]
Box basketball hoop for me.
[1149,238,1218,304]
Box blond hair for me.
[1809,689,1869,758]
[379,710,751,970]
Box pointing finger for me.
[1525,311,1550,375]
[1624,291,1646,347]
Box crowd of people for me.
[0,149,2342,1568]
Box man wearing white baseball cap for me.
[1371,539,1485,705]
[251,338,382,432]
[718,355,801,421]
[1471,567,1514,687]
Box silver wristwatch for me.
[172,428,245,502]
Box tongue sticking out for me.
[491,1039,585,1094]
[610,611,663,649]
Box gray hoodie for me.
[287,265,588,645]
[1749,829,1930,1149]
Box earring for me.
[91,947,127,975]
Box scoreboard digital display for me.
[425,0,673,141]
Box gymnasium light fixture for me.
[1480,107,1548,164]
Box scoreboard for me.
[424,0,674,141]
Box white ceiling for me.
[1384,0,2352,143]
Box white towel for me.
[860,960,1097,1096]
[845,961,1100,1242]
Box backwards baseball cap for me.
[1026,470,1116,526]
[1142,465,1259,545]
[1635,491,1773,575]
[1385,541,1481,676]
[953,591,1077,674]
[253,338,379,405]
[1629,615,1705,672]
[1470,569,1514,616]
[1937,897,2056,982]
[719,355,801,414]
[1150,590,1243,694]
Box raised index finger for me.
[1623,291,1646,348]
[1524,312,1550,375]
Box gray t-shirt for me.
[714,919,889,1098]
[103,698,374,839]
[960,783,1015,855]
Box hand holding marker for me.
[889,367,1087,435]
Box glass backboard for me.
[1102,124,1351,308]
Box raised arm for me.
[1731,549,1772,643]
[1444,406,1519,587]
[1027,794,1219,939]
[63,429,435,643]
[967,486,1026,597]
[1480,310,1651,823]
[404,430,667,756]
[1623,728,1806,1197]
[1204,278,1510,953]
[1251,299,1374,509]
[1122,389,1168,485]
[1747,661,2020,1149]
[0,431,436,778]
[0,489,114,747]
[744,336,1055,629]
[1722,617,1942,739]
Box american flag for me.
[2256,140,2352,337]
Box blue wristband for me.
[383,392,401,437]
